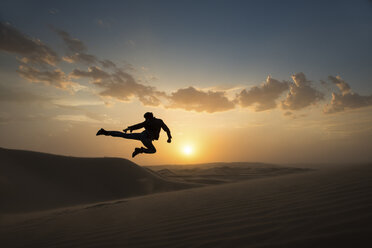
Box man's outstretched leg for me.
[96,128,142,140]
[96,128,107,136]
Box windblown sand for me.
[1,148,371,247]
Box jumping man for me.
[96,112,172,157]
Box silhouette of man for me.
[96,112,172,157]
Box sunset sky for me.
[1,0,371,165]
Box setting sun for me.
[182,145,194,156]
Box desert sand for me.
[1,147,371,247]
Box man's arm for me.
[161,121,172,143]
[123,122,145,133]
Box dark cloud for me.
[99,59,116,68]
[52,27,97,65]
[0,22,59,65]
[236,76,289,111]
[327,75,351,94]
[99,69,166,106]
[324,76,372,113]
[63,53,97,65]
[281,72,324,110]
[71,67,165,106]
[17,65,74,89]
[167,86,235,113]
[0,23,78,91]
[70,66,110,81]
[53,28,86,53]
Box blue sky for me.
[1,0,371,89]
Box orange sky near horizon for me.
[1,95,371,165]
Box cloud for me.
[99,70,166,106]
[0,23,79,91]
[236,76,289,111]
[167,86,235,113]
[324,76,372,113]
[0,22,59,65]
[281,72,324,110]
[99,59,116,68]
[62,53,97,65]
[71,67,165,106]
[53,28,85,53]
[52,28,97,65]
[327,75,351,95]
[17,65,75,89]
[70,66,110,82]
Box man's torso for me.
[144,118,163,140]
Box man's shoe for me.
[132,147,142,158]
[96,128,107,136]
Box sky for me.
[0,0,371,165]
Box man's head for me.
[144,112,154,120]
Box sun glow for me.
[182,145,193,156]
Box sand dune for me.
[1,157,371,247]
[0,148,309,213]
[148,162,312,185]
[0,147,194,213]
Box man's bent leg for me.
[132,132,156,157]
[140,137,156,154]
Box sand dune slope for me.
[1,164,371,248]
[0,147,194,213]
[148,162,312,184]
